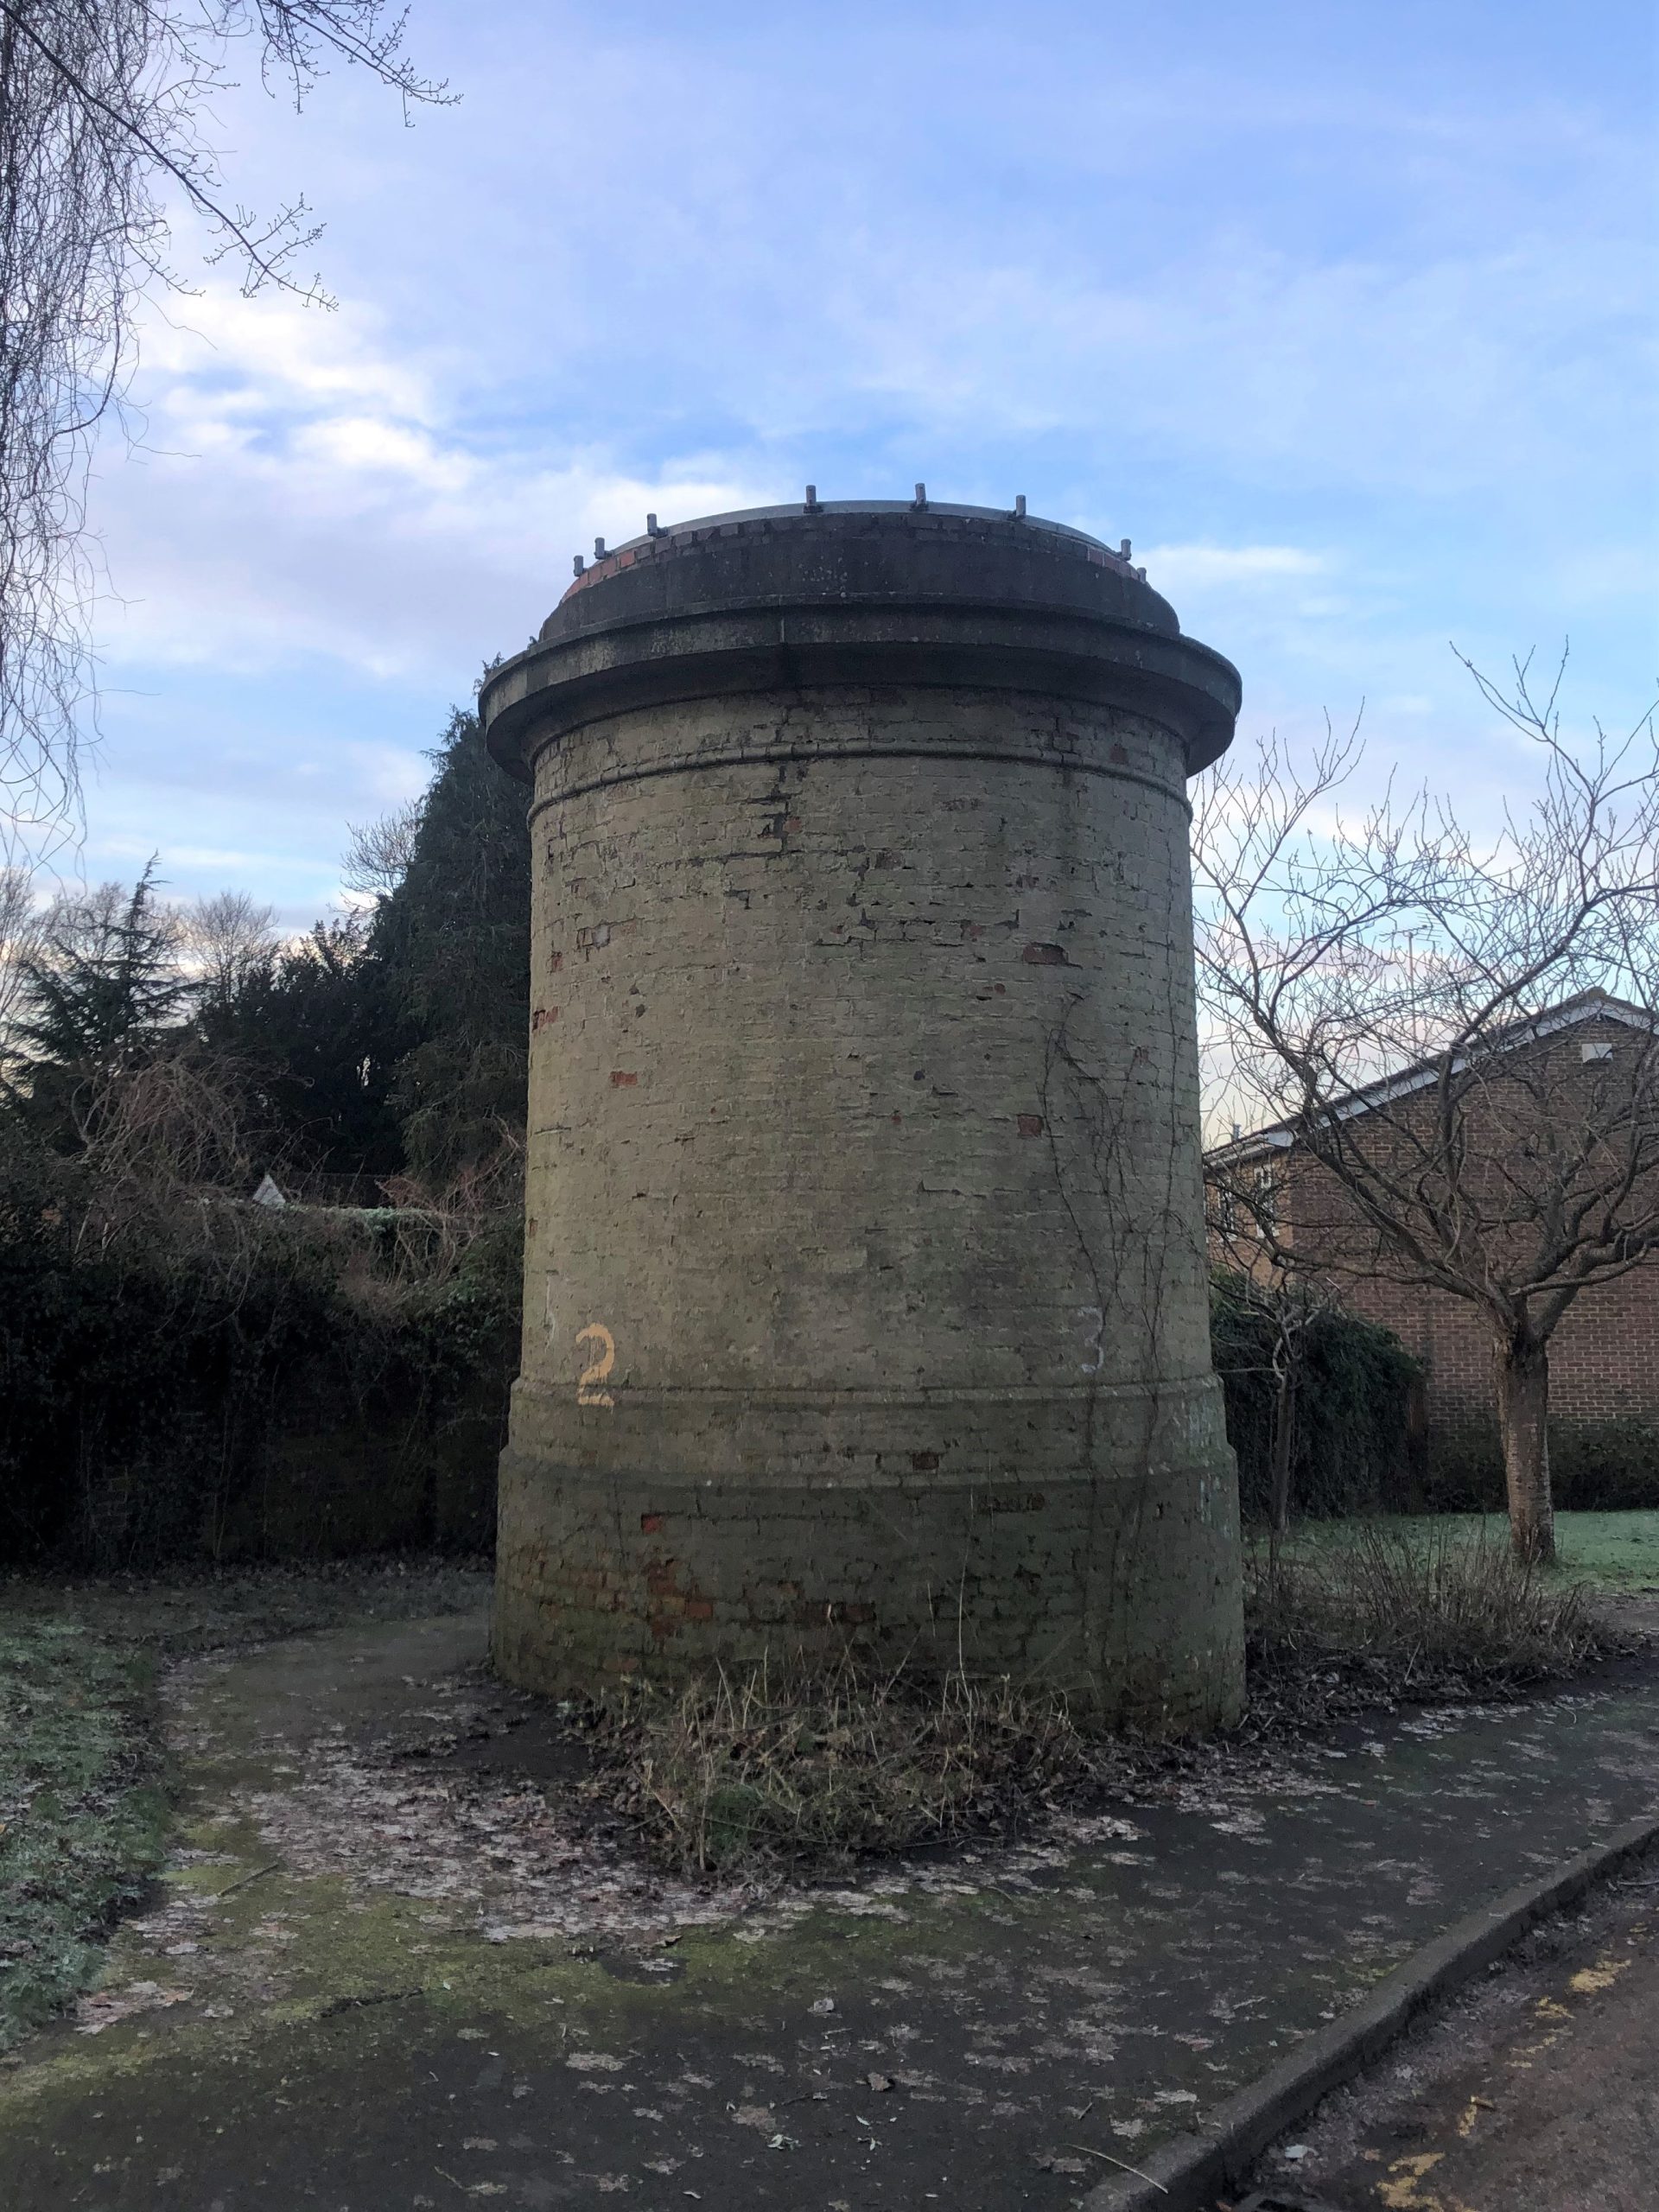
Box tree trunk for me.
[1495,1329,1554,1565]
[1269,1367,1297,1538]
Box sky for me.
[73,0,1658,932]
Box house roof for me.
[1206,988,1655,1166]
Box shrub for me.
[0,1125,518,1568]
[1211,1274,1420,1521]
[1246,1519,1604,1702]
[1423,1418,1659,1514]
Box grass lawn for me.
[0,1622,170,2050]
[1550,1510,1659,1590]
[1275,1510,1659,1592]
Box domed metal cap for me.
[483,498,1240,779]
[543,499,1180,643]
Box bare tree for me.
[1195,656,1659,1563]
[0,860,48,1066]
[342,798,423,897]
[76,1045,264,1202]
[177,886,277,1003]
[1205,1185,1341,1542]
[0,2,449,861]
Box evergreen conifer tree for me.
[371,708,531,1180]
[5,862,193,1143]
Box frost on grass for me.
[0,1623,169,2048]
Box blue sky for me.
[79,0,1656,931]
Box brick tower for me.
[482,496,1244,1726]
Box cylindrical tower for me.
[482,498,1243,1727]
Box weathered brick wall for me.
[1338,1261,1659,1435]
[497,680,1243,1725]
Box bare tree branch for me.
[0,1,451,864]
[1196,654,1659,1561]
[342,798,423,898]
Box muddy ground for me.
[1249,1864,1659,2211]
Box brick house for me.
[1205,990,1659,1467]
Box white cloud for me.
[141,289,435,423]
[93,283,780,686]
[291,415,472,489]
[1141,543,1327,591]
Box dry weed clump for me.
[581,1656,1084,1873]
[575,1526,1615,1878]
[1247,1519,1607,1709]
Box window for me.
[1581,1040,1614,1064]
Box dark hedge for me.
[3,1128,1438,1566]
[0,1131,517,1569]
[1210,1272,1421,1522]
[1421,1417,1659,1514]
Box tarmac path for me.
[3,1605,1657,2211]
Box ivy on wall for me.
[1210,1271,1421,1522]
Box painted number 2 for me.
[575,1322,616,1408]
